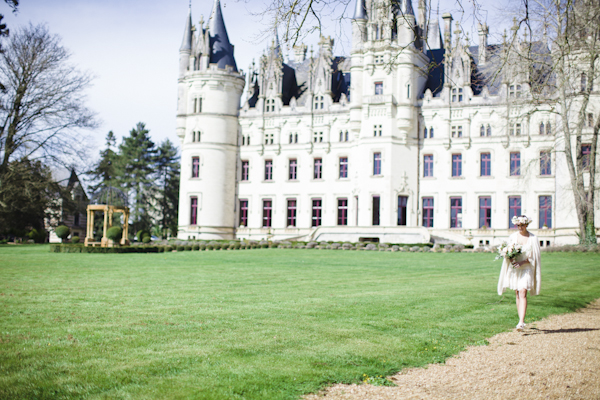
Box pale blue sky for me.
[2,0,503,161]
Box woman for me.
[497,215,542,331]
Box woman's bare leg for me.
[517,289,528,325]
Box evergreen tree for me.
[87,131,125,204]
[155,139,180,239]
[119,123,157,235]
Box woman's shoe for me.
[516,322,525,331]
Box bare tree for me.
[500,0,599,244]
[0,23,97,176]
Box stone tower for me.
[176,0,245,240]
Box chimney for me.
[442,13,453,48]
[478,23,489,64]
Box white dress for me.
[497,232,542,295]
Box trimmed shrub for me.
[391,245,400,252]
[259,240,269,249]
[166,245,174,252]
[106,226,123,242]
[176,245,185,252]
[142,236,151,244]
[55,225,70,241]
[410,246,421,252]
[136,230,151,242]
[184,245,192,251]
[71,236,80,244]
[453,244,465,253]
[192,244,200,251]
[199,244,206,251]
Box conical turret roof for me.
[352,0,367,20]
[180,7,193,52]
[208,0,238,71]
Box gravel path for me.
[306,299,600,400]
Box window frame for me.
[262,199,272,228]
[239,199,248,227]
[450,197,462,228]
[311,199,322,227]
[192,156,200,178]
[423,154,433,177]
[287,199,297,227]
[289,159,298,180]
[508,196,521,229]
[264,160,273,181]
[422,197,434,227]
[190,196,198,226]
[478,196,492,228]
[539,196,552,228]
[451,154,462,177]
[241,160,250,181]
[337,198,348,226]
[373,152,382,176]
[339,157,349,179]
[480,152,491,177]
[510,152,521,176]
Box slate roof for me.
[208,0,238,71]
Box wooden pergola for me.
[84,204,130,247]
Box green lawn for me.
[1,245,599,400]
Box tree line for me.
[87,124,180,240]
[0,20,179,241]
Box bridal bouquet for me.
[495,241,523,268]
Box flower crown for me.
[512,215,532,226]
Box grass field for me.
[1,245,599,400]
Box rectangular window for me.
[422,197,434,227]
[423,154,433,177]
[374,82,383,95]
[239,199,248,227]
[582,144,591,169]
[539,196,552,228]
[192,156,200,178]
[241,160,249,181]
[264,160,273,180]
[287,199,297,227]
[262,199,272,227]
[452,154,462,177]
[372,196,380,226]
[339,157,348,178]
[337,198,348,226]
[311,199,322,227]
[373,125,382,136]
[264,132,274,145]
[480,153,491,176]
[313,131,323,143]
[289,159,297,180]
[510,152,521,176]
[540,151,551,175]
[190,196,198,225]
[479,196,492,228]
[398,196,408,226]
[373,152,382,175]
[450,197,462,228]
[451,125,463,138]
[314,158,322,179]
[508,196,521,229]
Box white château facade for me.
[176,0,599,246]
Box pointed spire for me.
[404,0,415,16]
[352,0,367,20]
[180,6,193,52]
[208,0,238,71]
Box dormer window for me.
[265,98,275,112]
[374,82,383,95]
[314,95,324,110]
[451,125,463,138]
[581,73,587,92]
[374,55,383,64]
[509,122,522,136]
[289,132,298,144]
[451,88,463,102]
[509,85,522,98]
[264,132,274,145]
[339,130,349,142]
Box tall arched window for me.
[581,73,587,92]
[480,125,485,137]
[486,124,491,136]
[539,122,545,135]
[424,127,428,139]
[546,122,552,135]
[429,127,434,138]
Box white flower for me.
[511,215,532,226]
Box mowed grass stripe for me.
[1,246,599,399]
